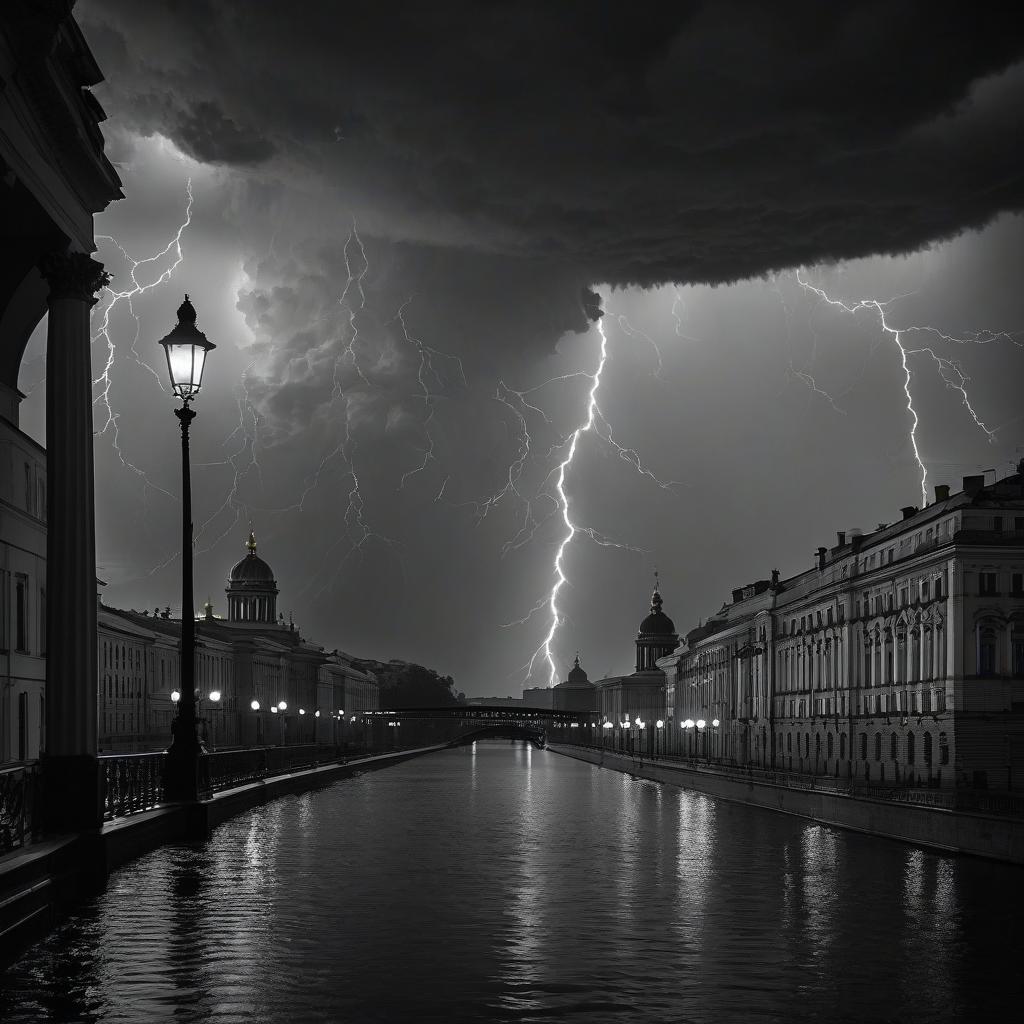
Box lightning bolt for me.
[795,269,1003,507]
[91,177,194,500]
[393,297,468,490]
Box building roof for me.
[228,531,277,586]
[557,654,593,688]
[639,588,676,636]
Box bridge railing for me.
[0,762,42,853]
[98,743,386,825]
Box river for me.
[1,743,1020,1022]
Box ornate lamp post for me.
[159,295,216,801]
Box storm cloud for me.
[80,1,1024,288]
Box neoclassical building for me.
[97,531,378,752]
[1,6,122,803]
[596,581,679,725]
[662,465,1024,791]
[552,655,598,713]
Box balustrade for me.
[0,763,42,853]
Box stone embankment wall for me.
[549,744,1024,864]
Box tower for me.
[225,529,279,624]
[636,575,679,671]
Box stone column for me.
[39,252,109,833]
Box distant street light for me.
[160,295,216,803]
[270,706,278,714]
[209,690,221,703]
[170,690,181,704]
[278,701,287,711]
[250,699,261,711]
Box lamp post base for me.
[163,719,208,803]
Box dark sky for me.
[21,2,1024,692]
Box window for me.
[840,734,847,760]
[921,581,930,601]
[979,627,997,677]
[980,572,997,596]
[935,578,943,600]
[939,732,949,765]
[860,733,868,760]
[18,691,28,761]
[900,588,908,606]
[787,733,792,753]
[874,733,882,761]
[15,574,28,653]
[994,516,1003,533]
[827,733,834,759]
[890,733,898,761]
[1016,517,1024,532]
[827,608,834,625]
[907,731,916,765]
[924,731,933,766]
[23,463,32,513]
[0,569,7,651]
[1015,641,1024,677]
[1012,574,1023,597]
[39,588,46,655]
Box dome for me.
[229,552,276,584]
[639,588,675,636]
[560,654,592,688]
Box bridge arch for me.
[447,724,546,748]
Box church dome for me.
[639,588,675,636]
[229,530,277,585]
[559,654,592,688]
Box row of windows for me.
[0,568,44,655]
[782,729,948,766]
[978,571,1024,596]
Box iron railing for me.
[98,743,383,824]
[553,739,1024,816]
[0,761,41,853]
[102,752,166,822]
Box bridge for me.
[360,706,602,750]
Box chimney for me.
[836,530,846,547]
[934,484,950,503]
[962,474,984,496]
[849,528,863,553]
[816,546,827,570]
[900,505,918,521]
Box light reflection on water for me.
[1,743,1020,1023]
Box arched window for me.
[939,732,949,765]
[787,733,792,753]
[815,734,821,761]
[805,733,810,757]
[840,734,847,760]
[907,731,916,764]
[890,733,898,761]
[923,731,933,765]
[827,733,834,759]
[860,733,867,760]
[874,733,882,761]
[979,625,998,677]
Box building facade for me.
[661,467,1024,791]
[96,532,379,753]
[596,583,679,726]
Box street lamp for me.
[250,699,260,712]
[160,295,215,802]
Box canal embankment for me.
[0,744,445,968]
[549,743,1024,864]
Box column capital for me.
[39,251,110,304]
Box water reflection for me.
[1,742,1022,1023]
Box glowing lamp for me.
[170,690,181,703]
[315,709,321,718]
[277,701,287,711]
[712,718,720,727]
[270,706,278,714]
[209,690,221,703]
[656,720,664,729]
[603,722,613,729]
[250,699,260,711]
[299,708,306,716]
[158,295,216,401]
[696,719,706,729]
